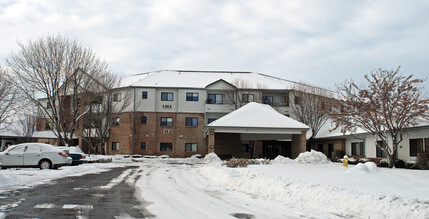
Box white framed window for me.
[112,142,119,151]
[185,143,198,152]
[113,93,121,102]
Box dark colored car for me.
[58,146,87,165]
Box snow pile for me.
[272,155,295,164]
[346,162,379,174]
[204,153,222,163]
[295,150,331,164]
[198,164,429,218]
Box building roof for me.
[119,70,307,90]
[206,102,309,131]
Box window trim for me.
[113,93,122,102]
[160,117,173,126]
[186,93,199,101]
[185,143,198,152]
[160,142,173,152]
[142,91,148,99]
[185,117,198,127]
[161,92,174,101]
[112,142,119,151]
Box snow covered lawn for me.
[199,156,429,218]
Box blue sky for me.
[1,0,428,90]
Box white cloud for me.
[0,0,428,90]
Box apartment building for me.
[100,70,317,158]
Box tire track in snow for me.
[135,162,327,219]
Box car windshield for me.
[4,145,18,153]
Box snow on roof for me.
[315,118,429,139]
[118,70,301,89]
[33,130,78,139]
[207,102,309,129]
[0,130,22,137]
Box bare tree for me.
[13,102,38,142]
[6,35,111,146]
[329,66,429,168]
[290,83,335,151]
[80,75,132,155]
[0,66,17,130]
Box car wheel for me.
[39,160,52,170]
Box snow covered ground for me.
[1,152,428,218]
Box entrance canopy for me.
[204,102,309,141]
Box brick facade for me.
[107,112,207,157]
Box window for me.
[45,122,51,130]
[207,94,223,104]
[242,94,254,103]
[161,92,174,101]
[141,116,147,124]
[426,138,429,151]
[207,118,217,124]
[113,117,120,126]
[160,143,172,152]
[262,96,273,105]
[160,117,173,126]
[112,142,119,151]
[185,143,198,152]
[410,138,424,157]
[186,118,198,127]
[376,141,386,158]
[186,93,199,101]
[241,144,250,152]
[142,91,148,99]
[294,96,301,105]
[141,142,146,150]
[113,93,121,102]
[351,142,365,156]
[284,95,290,106]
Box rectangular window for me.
[140,142,146,150]
[161,92,174,101]
[186,93,199,101]
[207,118,217,124]
[262,96,273,105]
[141,116,147,124]
[242,94,254,103]
[113,117,120,126]
[185,143,198,152]
[351,142,365,156]
[410,138,424,157]
[376,141,386,158]
[160,143,172,152]
[113,93,121,102]
[284,95,290,106]
[207,94,223,104]
[186,118,198,127]
[241,144,250,152]
[142,91,148,99]
[112,142,119,151]
[45,122,51,130]
[160,117,173,126]
[294,96,301,105]
[426,138,429,151]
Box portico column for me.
[291,130,307,158]
[207,129,215,154]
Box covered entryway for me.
[204,103,309,159]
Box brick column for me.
[291,130,307,158]
[207,129,215,154]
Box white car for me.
[0,143,72,170]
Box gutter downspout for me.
[132,87,136,154]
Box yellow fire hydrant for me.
[342,155,349,167]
